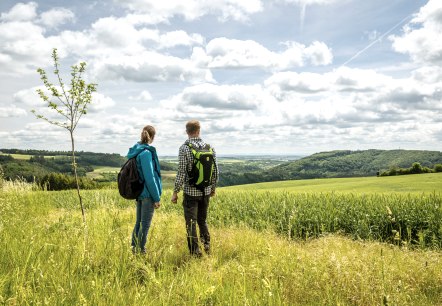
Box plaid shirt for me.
[174,137,219,196]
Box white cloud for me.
[157,30,204,49]
[206,38,277,69]
[89,93,116,112]
[205,38,332,70]
[92,51,214,83]
[333,67,392,92]
[13,87,45,106]
[0,20,52,74]
[0,105,27,118]
[181,83,264,110]
[0,3,74,75]
[265,71,330,96]
[129,90,153,101]
[304,41,333,66]
[39,8,75,29]
[114,0,263,22]
[277,0,341,4]
[0,2,37,22]
[390,0,442,65]
[264,67,392,97]
[13,86,114,115]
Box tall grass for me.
[1,178,442,304]
[162,190,442,248]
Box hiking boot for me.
[191,250,203,258]
[204,244,210,255]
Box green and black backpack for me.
[187,143,215,191]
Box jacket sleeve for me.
[139,150,161,202]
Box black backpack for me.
[118,153,144,200]
[187,143,215,191]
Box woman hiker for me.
[126,125,162,254]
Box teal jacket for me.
[126,142,162,202]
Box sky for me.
[0,0,441,156]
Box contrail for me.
[340,14,413,68]
[300,3,307,32]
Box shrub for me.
[0,165,4,189]
[410,162,423,174]
[40,173,97,191]
[434,164,442,172]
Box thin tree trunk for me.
[70,130,86,224]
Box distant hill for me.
[0,149,177,182]
[267,149,442,180]
[220,149,442,186]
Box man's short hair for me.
[186,120,200,135]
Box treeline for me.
[0,149,178,189]
[380,162,442,176]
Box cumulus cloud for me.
[129,90,153,101]
[264,67,392,97]
[0,2,75,75]
[265,71,330,96]
[0,2,38,22]
[181,83,263,110]
[157,30,204,49]
[204,38,332,70]
[0,19,52,74]
[13,86,115,114]
[92,51,214,83]
[13,87,44,106]
[390,0,442,65]
[277,0,341,4]
[114,0,263,22]
[89,93,116,112]
[0,105,27,118]
[39,7,75,29]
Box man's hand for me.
[154,202,161,209]
[171,192,178,203]
[210,190,216,197]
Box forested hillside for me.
[0,149,177,183]
[219,149,442,186]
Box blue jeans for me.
[131,198,155,252]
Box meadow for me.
[1,174,441,305]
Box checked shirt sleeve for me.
[173,145,187,193]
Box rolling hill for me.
[220,149,442,186]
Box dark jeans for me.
[183,194,210,255]
[131,198,155,252]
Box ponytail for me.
[140,125,155,144]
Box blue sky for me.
[0,0,440,156]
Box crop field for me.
[1,175,441,305]
[228,172,442,194]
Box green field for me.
[86,166,120,179]
[0,153,34,160]
[0,153,69,160]
[1,174,441,305]
[228,172,442,194]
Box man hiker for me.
[171,120,219,256]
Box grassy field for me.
[86,166,120,180]
[0,153,69,160]
[227,172,442,194]
[1,175,441,305]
